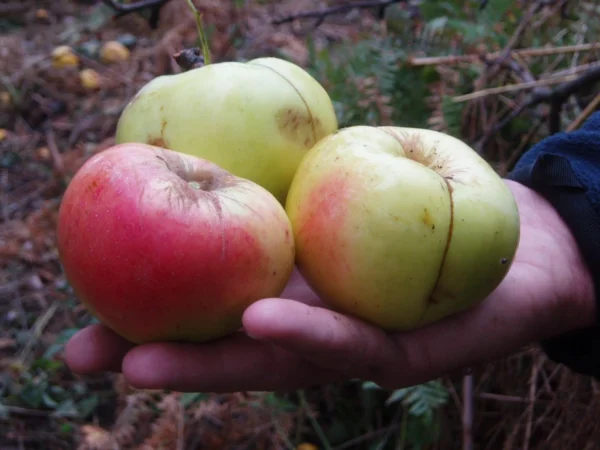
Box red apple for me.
[57,143,295,344]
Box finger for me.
[64,324,135,374]
[121,332,342,392]
[242,298,401,382]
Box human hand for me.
[64,180,595,392]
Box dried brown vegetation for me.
[2,0,600,449]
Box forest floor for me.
[2,1,600,449]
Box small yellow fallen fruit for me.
[0,129,7,141]
[80,69,102,89]
[52,46,79,69]
[296,444,319,450]
[0,92,11,106]
[100,41,130,64]
[35,9,49,19]
[37,146,51,160]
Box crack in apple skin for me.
[286,125,520,331]
[380,127,458,314]
[424,178,455,309]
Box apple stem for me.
[184,0,212,66]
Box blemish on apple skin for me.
[148,136,168,148]
[147,119,169,148]
[421,208,433,227]
[86,179,102,198]
[275,107,316,148]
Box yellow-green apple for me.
[285,126,520,331]
[114,57,338,204]
[56,143,295,344]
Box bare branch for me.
[101,0,169,13]
[408,43,600,67]
[476,64,600,148]
[101,0,172,28]
[271,0,406,26]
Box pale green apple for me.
[285,125,520,330]
[115,57,338,204]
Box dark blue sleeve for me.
[507,111,600,378]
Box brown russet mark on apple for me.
[276,107,317,148]
[85,178,101,197]
[421,208,434,228]
[257,63,321,148]
[147,119,169,148]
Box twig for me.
[452,68,600,103]
[270,410,295,450]
[297,389,332,450]
[17,301,60,367]
[484,1,541,81]
[539,61,600,79]
[0,3,29,14]
[501,119,544,172]
[375,404,404,450]
[45,127,64,176]
[408,43,600,66]
[502,57,537,84]
[101,0,170,14]
[272,0,405,25]
[475,64,600,145]
[523,360,541,450]
[333,424,402,450]
[101,0,172,27]
[544,65,600,133]
[0,405,52,417]
[462,374,473,450]
[184,0,212,65]
[566,92,600,131]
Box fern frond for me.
[385,380,449,425]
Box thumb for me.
[242,298,402,382]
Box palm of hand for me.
[65,181,594,392]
